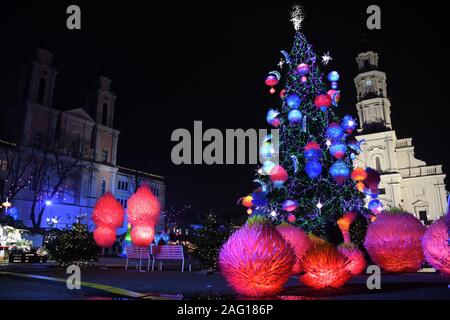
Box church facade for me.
[0,48,165,232]
[353,51,447,223]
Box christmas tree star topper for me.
[290,5,305,31]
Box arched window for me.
[37,78,46,104]
[375,156,382,172]
[100,179,106,196]
[102,103,108,126]
[69,131,81,156]
[101,149,109,163]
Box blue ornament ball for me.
[251,191,267,207]
[326,123,344,141]
[341,115,357,134]
[305,160,322,179]
[368,199,383,213]
[288,109,302,124]
[327,71,340,82]
[304,148,322,161]
[329,159,350,185]
[286,94,302,109]
[331,82,338,89]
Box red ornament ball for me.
[287,214,296,223]
[314,94,332,111]
[265,75,279,87]
[296,63,310,75]
[269,165,288,188]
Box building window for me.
[418,210,428,225]
[151,187,159,197]
[379,188,386,195]
[100,180,106,196]
[0,160,7,171]
[374,156,382,172]
[101,149,108,163]
[69,131,81,156]
[37,78,46,104]
[118,181,129,191]
[118,198,128,208]
[102,103,108,126]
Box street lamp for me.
[1,198,12,213]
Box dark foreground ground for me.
[0,259,449,300]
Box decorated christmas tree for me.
[248,5,372,239]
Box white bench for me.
[125,246,151,271]
[151,245,186,272]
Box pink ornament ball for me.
[422,217,450,276]
[93,226,116,248]
[219,224,295,297]
[338,244,366,275]
[364,212,425,273]
[287,214,296,223]
[276,224,312,273]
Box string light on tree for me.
[316,201,323,215]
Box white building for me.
[354,51,447,223]
[0,48,165,231]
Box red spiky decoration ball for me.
[219,223,295,297]
[338,244,366,275]
[92,192,124,228]
[364,212,425,272]
[127,185,161,226]
[130,225,155,247]
[422,217,450,276]
[92,193,124,247]
[93,226,117,248]
[300,244,352,289]
[127,185,161,247]
[276,224,312,274]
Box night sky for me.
[1,1,449,215]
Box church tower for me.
[18,48,58,106]
[354,51,392,132]
[85,76,116,128]
[354,51,447,223]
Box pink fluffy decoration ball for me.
[92,192,124,228]
[276,224,312,274]
[338,244,366,275]
[93,226,116,248]
[219,223,295,297]
[364,212,425,273]
[300,244,352,289]
[422,217,450,276]
[127,185,161,227]
[130,225,155,247]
